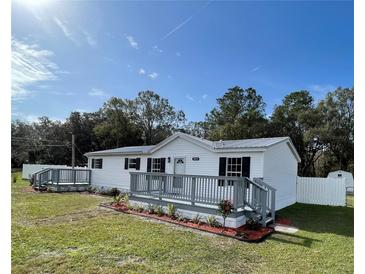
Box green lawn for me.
[12,173,353,273]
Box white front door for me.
[174,157,186,174]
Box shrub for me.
[109,187,121,197]
[12,174,18,184]
[146,204,155,214]
[121,193,129,203]
[176,214,187,223]
[136,205,144,213]
[218,200,233,228]
[206,215,220,227]
[192,214,202,225]
[113,194,123,205]
[246,215,261,230]
[167,204,177,219]
[155,205,164,217]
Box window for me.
[152,158,161,172]
[129,158,137,169]
[91,158,103,169]
[227,158,242,177]
[147,158,166,173]
[124,158,140,170]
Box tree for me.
[317,87,354,173]
[269,91,325,176]
[94,98,142,149]
[132,91,186,145]
[182,121,209,138]
[205,86,268,140]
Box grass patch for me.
[12,172,353,273]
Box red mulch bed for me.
[100,202,274,242]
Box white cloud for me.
[50,91,75,96]
[309,84,336,94]
[12,39,60,101]
[251,66,261,72]
[176,52,181,57]
[53,17,80,46]
[82,30,97,48]
[152,45,163,53]
[138,68,146,75]
[126,35,139,49]
[185,94,194,101]
[88,88,108,97]
[148,72,159,80]
[202,94,208,100]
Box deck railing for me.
[130,172,276,224]
[32,168,91,188]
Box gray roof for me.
[85,145,155,156]
[212,137,289,149]
[85,133,292,156]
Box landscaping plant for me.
[146,204,155,214]
[113,193,123,205]
[167,204,177,219]
[246,215,261,230]
[192,214,202,225]
[206,215,220,227]
[218,200,233,228]
[155,205,164,216]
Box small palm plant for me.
[113,193,123,205]
[218,200,233,228]
[167,204,177,219]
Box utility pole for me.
[72,134,75,169]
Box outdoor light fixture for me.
[168,157,171,163]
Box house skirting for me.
[129,196,246,228]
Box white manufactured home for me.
[84,132,301,227]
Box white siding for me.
[88,155,147,190]
[297,177,346,206]
[263,141,298,210]
[150,137,264,178]
[89,136,265,190]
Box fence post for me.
[191,177,196,206]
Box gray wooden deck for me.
[129,172,276,226]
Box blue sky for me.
[11,0,354,122]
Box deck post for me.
[158,175,162,200]
[233,180,238,213]
[271,190,276,222]
[260,190,267,226]
[191,177,196,206]
[147,174,151,194]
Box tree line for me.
[11,87,353,177]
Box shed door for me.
[174,158,185,174]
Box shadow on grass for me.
[269,232,321,248]
[277,201,353,238]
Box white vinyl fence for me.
[22,164,86,179]
[297,177,346,206]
